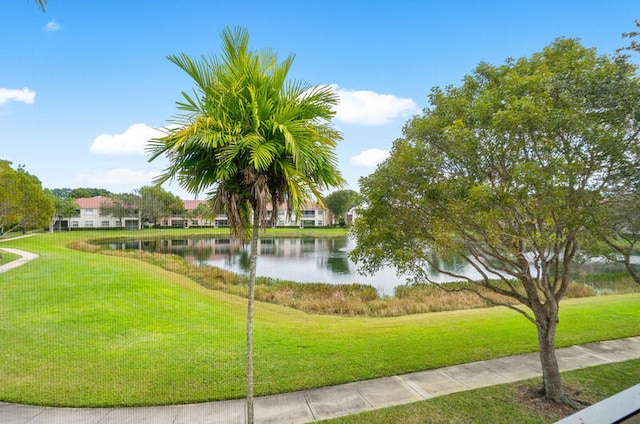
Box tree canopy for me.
[0,160,55,235]
[325,189,361,225]
[98,187,184,229]
[149,27,344,236]
[136,186,184,226]
[351,38,640,402]
[69,187,112,199]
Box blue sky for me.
[1,0,638,199]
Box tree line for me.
[0,162,187,235]
[0,157,360,236]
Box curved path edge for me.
[1,336,639,424]
[0,247,39,274]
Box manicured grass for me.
[0,230,639,407]
[0,249,19,266]
[320,359,640,423]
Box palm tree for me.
[148,26,344,423]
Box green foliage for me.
[619,19,640,54]
[48,194,79,231]
[50,188,72,200]
[351,38,640,400]
[148,27,345,421]
[353,38,640,310]
[136,185,184,226]
[585,191,640,285]
[0,160,55,234]
[69,187,112,198]
[148,26,345,237]
[99,193,138,222]
[325,189,361,225]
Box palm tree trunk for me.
[246,210,260,424]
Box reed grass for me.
[69,237,633,317]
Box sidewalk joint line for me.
[394,375,431,400]
[573,345,614,363]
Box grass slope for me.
[0,231,639,407]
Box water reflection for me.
[103,236,638,296]
[106,236,405,294]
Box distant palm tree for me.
[35,0,47,11]
[148,26,344,423]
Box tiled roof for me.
[75,196,324,211]
[74,196,112,209]
[183,199,209,211]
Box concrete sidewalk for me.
[0,235,39,274]
[0,247,39,274]
[2,336,639,424]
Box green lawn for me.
[0,230,639,407]
[0,249,19,266]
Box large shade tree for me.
[98,193,140,229]
[325,189,361,226]
[350,38,640,403]
[0,160,54,236]
[148,27,344,423]
[136,186,184,227]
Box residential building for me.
[266,201,331,227]
[64,196,140,229]
[54,196,331,230]
[168,199,331,228]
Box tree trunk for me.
[535,305,564,401]
[623,254,640,285]
[246,211,260,424]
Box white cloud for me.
[90,123,164,156]
[351,148,390,167]
[76,168,159,186]
[331,84,419,125]
[44,19,61,32]
[0,87,36,105]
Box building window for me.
[101,221,109,227]
[85,221,93,227]
[85,209,93,216]
[72,221,79,228]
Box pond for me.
[102,236,639,296]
